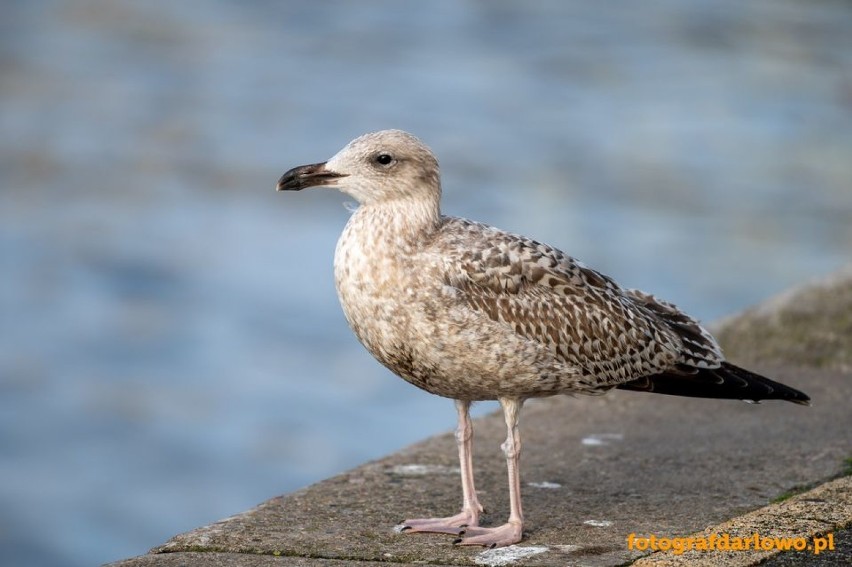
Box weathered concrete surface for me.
[108,267,852,567]
[761,525,852,567]
[106,553,457,567]
[632,476,852,566]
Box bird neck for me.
[357,194,442,244]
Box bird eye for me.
[374,153,394,166]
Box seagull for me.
[276,129,810,548]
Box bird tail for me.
[616,362,810,405]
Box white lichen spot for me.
[581,433,624,446]
[583,519,613,527]
[391,464,460,475]
[527,481,562,489]
[553,544,583,553]
[474,545,549,566]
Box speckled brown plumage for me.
[276,129,809,548]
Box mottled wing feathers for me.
[439,218,719,387]
[625,289,723,368]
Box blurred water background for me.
[1,1,851,566]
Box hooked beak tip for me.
[275,176,295,192]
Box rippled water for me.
[2,1,851,566]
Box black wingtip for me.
[618,362,810,405]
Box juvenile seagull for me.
[276,130,809,548]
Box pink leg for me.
[401,400,484,535]
[455,397,524,548]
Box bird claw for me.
[399,509,479,536]
[451,522,523,548]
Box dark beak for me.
[276,162,348,191]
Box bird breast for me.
[333,207,429,372]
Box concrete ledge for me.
[108,266,852,567]
[632,476,852,566]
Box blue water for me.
[1,1,851,566]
